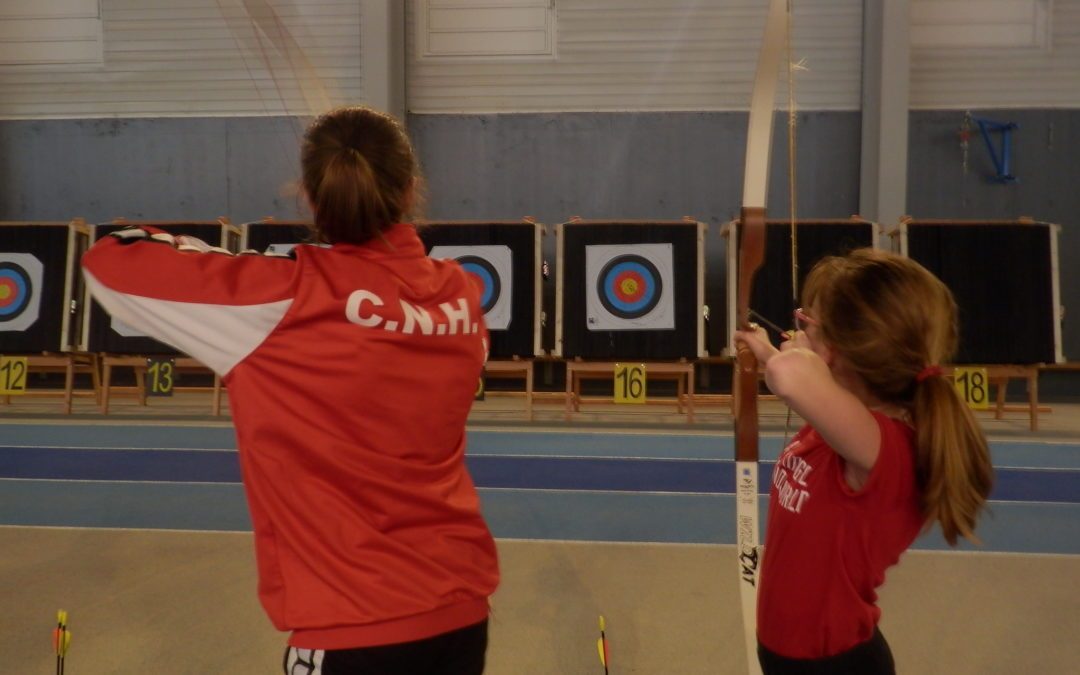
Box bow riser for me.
[734,1,789,673]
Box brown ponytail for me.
[301,106,419,244]
[803,249,993,546]
[912,373,993,545]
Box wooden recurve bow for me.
[734,1,788,673]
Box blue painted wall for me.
[0,117,304,223]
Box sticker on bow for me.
[585,244,674,330]
[430,245,512,330]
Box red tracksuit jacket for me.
[82,223,500,650]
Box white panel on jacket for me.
[83,270,293,377]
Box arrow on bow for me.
[733,1,789,673]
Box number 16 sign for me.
[614,363,647,404]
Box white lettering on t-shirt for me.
[773,444,813,514]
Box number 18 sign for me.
[952,367,989,410]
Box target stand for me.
[0,219,100,412]
[88,218,239,415]
[420,219,545,419]
[240,217,315,255]
[555,218,705,420]
[564,359,695,422]
[720,216,880,357]
[893,216,1064,431]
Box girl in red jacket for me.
[83,106,500,674]
[735,249,992,674]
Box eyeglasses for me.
[794,307,819,331]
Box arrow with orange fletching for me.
[597,615,609,674]
[52,609,71,675]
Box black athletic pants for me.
[758,627,896,675]
[284,620,488,675]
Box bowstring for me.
[215,0,299,169]
[783,0,800,449]
[216,0,340,215]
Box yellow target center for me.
[620,279,638,295]
[0,286,10,300]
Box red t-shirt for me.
[82,223,499,650]
[757,412,923,658]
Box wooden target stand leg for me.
[564,359,695,422]
[101,356,146,414]
[101,355,222,415]
[480,359,534,421]
[946,365,1045,432]
[0,353,100,413]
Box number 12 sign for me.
[0,356,28,395]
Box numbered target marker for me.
[585,244,674,331]
[0,356,29,395]
[0,254,44,332]
[953,367,989,410]
[430,245,513,330]
[145,357,176,397]
[614,363,647,404]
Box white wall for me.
[910,0,1080,109]
[0,0,361,119]
[1,1,1078,120]
[406,0,864,113]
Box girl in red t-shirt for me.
[735,249,993,674]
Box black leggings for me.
[284,620,488,675]
[758,627,895,675]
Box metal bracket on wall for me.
[969,112,1019,183]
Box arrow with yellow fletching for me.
[52,609,71,675]
[597,615,609,674]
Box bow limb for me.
[239,0,337,116]
[217,0,342,212]
[218,0,340,121]
[735,1,788,673]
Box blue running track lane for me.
[1,424,1077,554]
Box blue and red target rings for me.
[596,254,663,320]
[457,255,502,314]
[0,261,33,321]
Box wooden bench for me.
[482,358,535,420]
[100,355,223,415]
[0,352,100,414]
[944,365,1042,431]
[565,360,695,422]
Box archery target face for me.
[0,253,43,332]
[430,245,512,330]
[586,244,675,330]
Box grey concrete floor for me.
[1,389,1078,673]
[1,529,1077,674]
